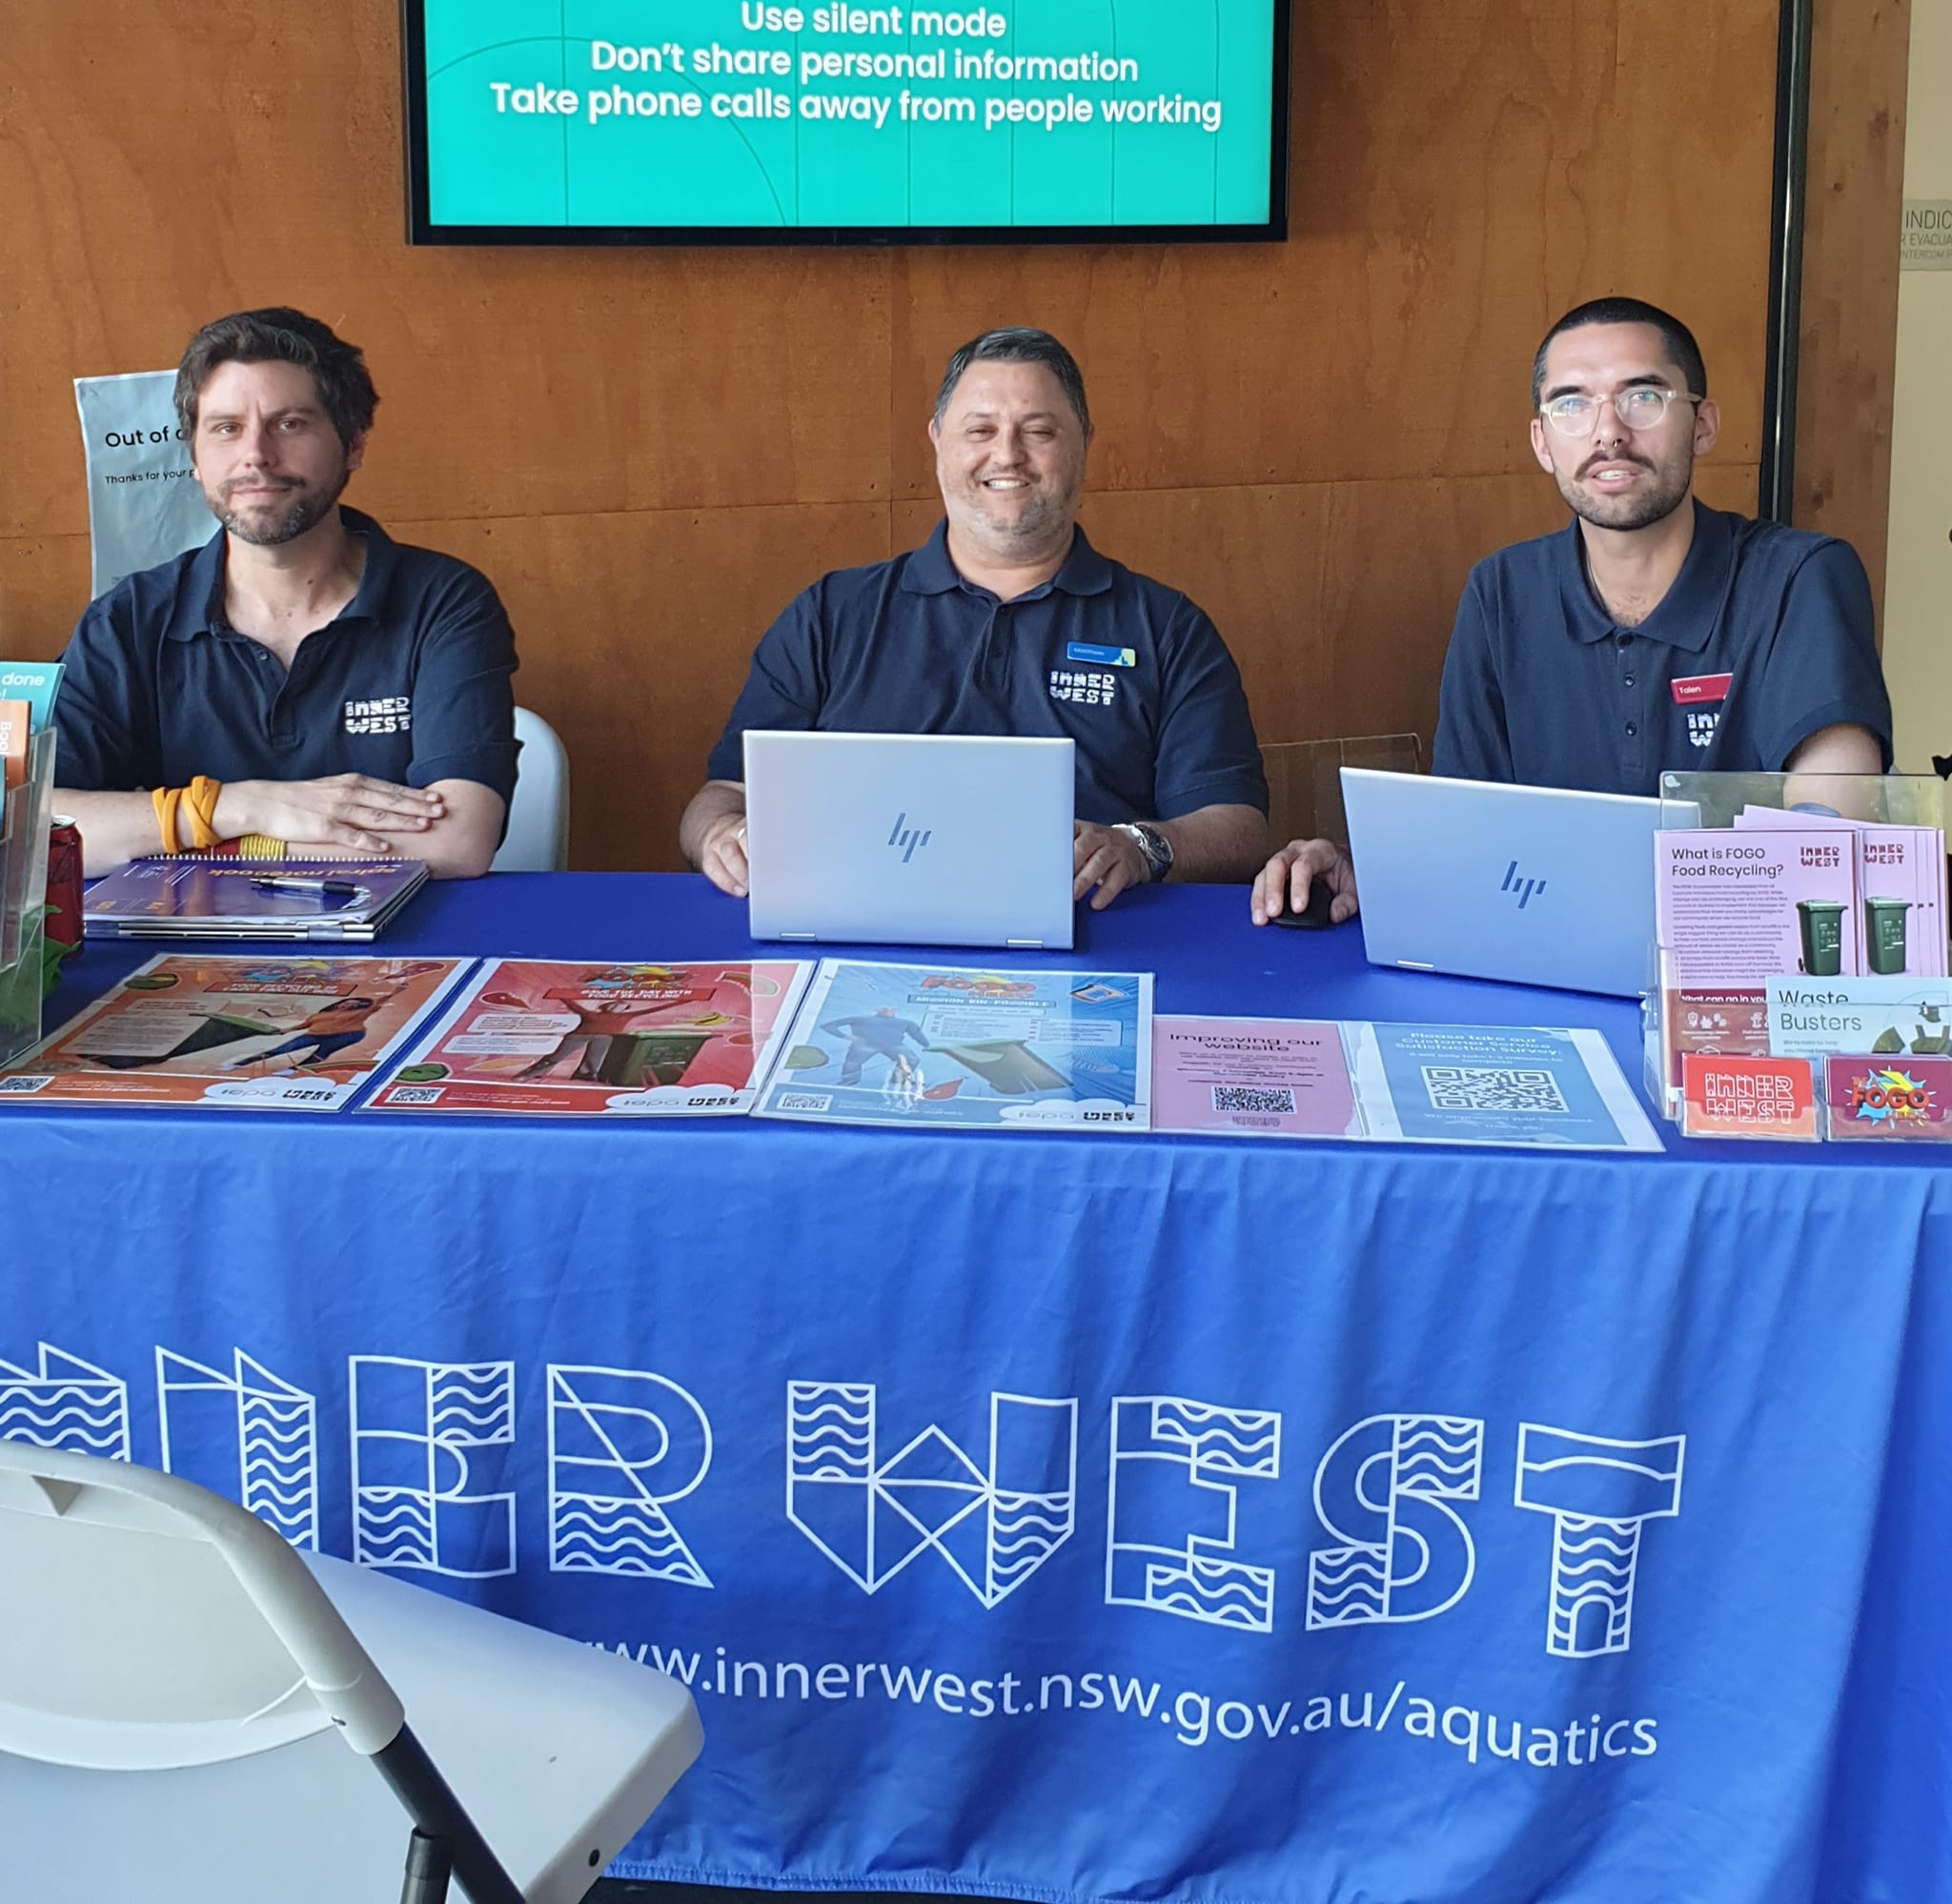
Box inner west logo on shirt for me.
[1672,673,1731,752]
[1049,669,1118,708]
[1686,708,1721,749]
[344,695,411,736]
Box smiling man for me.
[53,308,518,876]
[1429,295,1891,794]
[681,327,1275,910]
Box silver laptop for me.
[1341,768,1687,997]
[743,732,1076,949]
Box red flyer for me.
[365,957,813,1116]
[1678,1053,1819,1142]
[1822,1056,1952,1141]
[1662,986,1772,1086]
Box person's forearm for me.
[406,780,505,880]
[400,814,494,879]
[1156,803,1270,883]
[680,780,747,869]
[59,779,501,880]
[59,781,360,875]
[61,780,374,869]
[57,790,179,875]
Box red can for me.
[45,817,83,960]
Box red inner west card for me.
[1680,1051,1818,1141]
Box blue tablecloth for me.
[6,875,1948,1904]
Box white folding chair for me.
[0,1444,701,1903]
[493,706,572,872]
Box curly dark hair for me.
[174,307,378,449]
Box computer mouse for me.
[1268,874,1336,929]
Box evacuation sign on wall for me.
[1901,200,1952,271]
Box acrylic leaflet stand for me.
[0,727,56,1071]
[1642,770,1951,1133]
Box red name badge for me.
[1671,673,1733,706]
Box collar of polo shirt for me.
[900,518,1116,600]
[166,505,400,642]
[1556,497,1733,651]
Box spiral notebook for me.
[82,857,429,941]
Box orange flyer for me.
[0,699,28,791]
[0,954,470,1110]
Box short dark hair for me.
[174,308,378,449]
[933,327,1091,435]
[1530,297,1707,409]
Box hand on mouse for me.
[1250,838,1359,926]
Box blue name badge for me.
[1067,641,1136,668]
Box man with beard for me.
[53,308,517,876]
[1430,295,1891,794]
[1250,299,1893,925]
[681,326,1326,911]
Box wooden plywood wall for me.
[0,0,1790,869]
[1798,0,1910,622]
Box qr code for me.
[0,1075,51,1094]
[1421,1065,1568,1114]
[776,1091,832,1111]
[1211,1084,1296,1115]
[388,1086,445,1104]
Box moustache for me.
[1577,454,1654,479]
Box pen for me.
[250,876,363,898]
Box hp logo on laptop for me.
[1500,860,1548,909]
[887,813,932,864]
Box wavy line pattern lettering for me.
[788,1384,1075,1604]
[0,1349,131,1462]
[1108,1394,1282,1631]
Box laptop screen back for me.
[1342,768,1678,997]
[743,731,1076,949]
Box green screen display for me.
[408,1,1287,240]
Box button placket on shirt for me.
[977,598,1006,691]
[228,631,289,751]
[270,622,341,751]
[1614,631,1647,780]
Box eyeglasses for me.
[1538,387,1703,436]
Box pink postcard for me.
[1151,1016,1363,1139]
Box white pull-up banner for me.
[73,370,213,600]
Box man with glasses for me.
[1430,294,1890,793]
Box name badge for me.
[1671,673,1733,706]
[1067,641,1135,667]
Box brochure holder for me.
[1645,771,1951,1134]
[0,728,57,1070]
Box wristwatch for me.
[1112,820,1174,882]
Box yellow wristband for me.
[184,775,223,850]
[235,834,289,860]
[151,785,184,854]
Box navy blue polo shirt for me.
[705,521,1267,823]
[1433,501,1892,796]
[55,507,518,803]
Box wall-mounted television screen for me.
[403,1,1289,244]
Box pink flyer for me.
[1734,807,1948,978]
[1656,828,1861,984]
[1151,1016,1364,1139]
